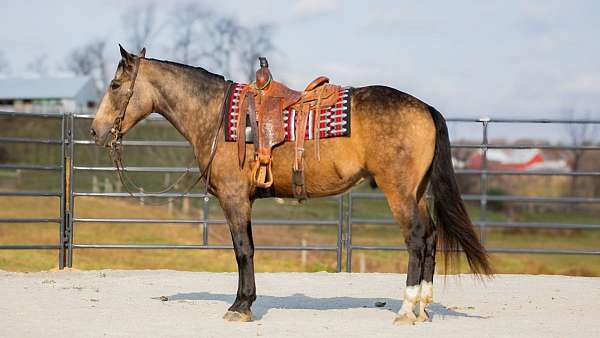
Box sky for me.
[0,0,599,139]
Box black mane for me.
[146,58,225,81]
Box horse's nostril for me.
[90,128,97,138]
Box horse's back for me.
[267,85,436,198]
[351,85,436,144]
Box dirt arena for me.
[1,270,598,337]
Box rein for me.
[106,53,234,200]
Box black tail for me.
[428,106,492,276]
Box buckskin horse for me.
[90,45,491,325]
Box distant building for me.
[0,77,100,114]
[467,148,571,171]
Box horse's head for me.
[90,44,153,146]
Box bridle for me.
[108,49,144,150]
[106,50,234,199]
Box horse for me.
[90,45,492,325]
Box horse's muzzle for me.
[90,127,110,147]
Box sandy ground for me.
[1,270,599,337]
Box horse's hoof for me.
[393,312,417,325]
[416,309,430,323]
[223,310,252,322]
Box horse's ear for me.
[119,44,137,68]
[119,44,129,59]
[138,47,146,58]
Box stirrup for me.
[253,159,274,188]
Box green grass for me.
[1,190,599,276]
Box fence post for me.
[58,113,67,269]
[103,177,111,193]
[66,113,75,268]
[92,176,99,193]
[479,118,489,244]
[336,194,343,272]
[301,238,308,267]
[202,195,209,246]
[168,198,174,216]
[345,192,353,272]
[182,196,189,213]
[359,253,366,273]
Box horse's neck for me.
[148,63,225,154]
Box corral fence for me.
[1,111,599,272]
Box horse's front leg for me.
[220,195,256,322]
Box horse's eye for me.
[110,81,121,90]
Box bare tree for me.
[0,50,9,75]
[26,54,49,76]
[66,49,94,76]
[206,17,241,78]
[87,40,110,86]
[168,2,211,64]
[122,2,160,51]
[65,39,110,92]
[238,24,275,82]
[166,2,276,80]
[167,4,246,78]
[565,110,598,195]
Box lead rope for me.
[109,147,199,195]
[108,81,234,205]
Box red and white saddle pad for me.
[224,83,352,142]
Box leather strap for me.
[248,97,259,154]
[314,86,325,160]
[109,49,145,147]
[293,99,310,200]
[237,90,248,168]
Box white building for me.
[0,77,100,114]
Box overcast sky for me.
[0,0,598,138]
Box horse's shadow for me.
[166,292,488,321]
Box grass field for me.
[1,189,599,276]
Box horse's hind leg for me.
[416,200,436,322]
[395,197,430,325]
[375,183,427,325]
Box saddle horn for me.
[258,57,268,68]
[255,57,272,90]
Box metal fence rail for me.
[1,111,599,272]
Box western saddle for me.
[237,57,341,200]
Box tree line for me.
[0,2,275,94]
